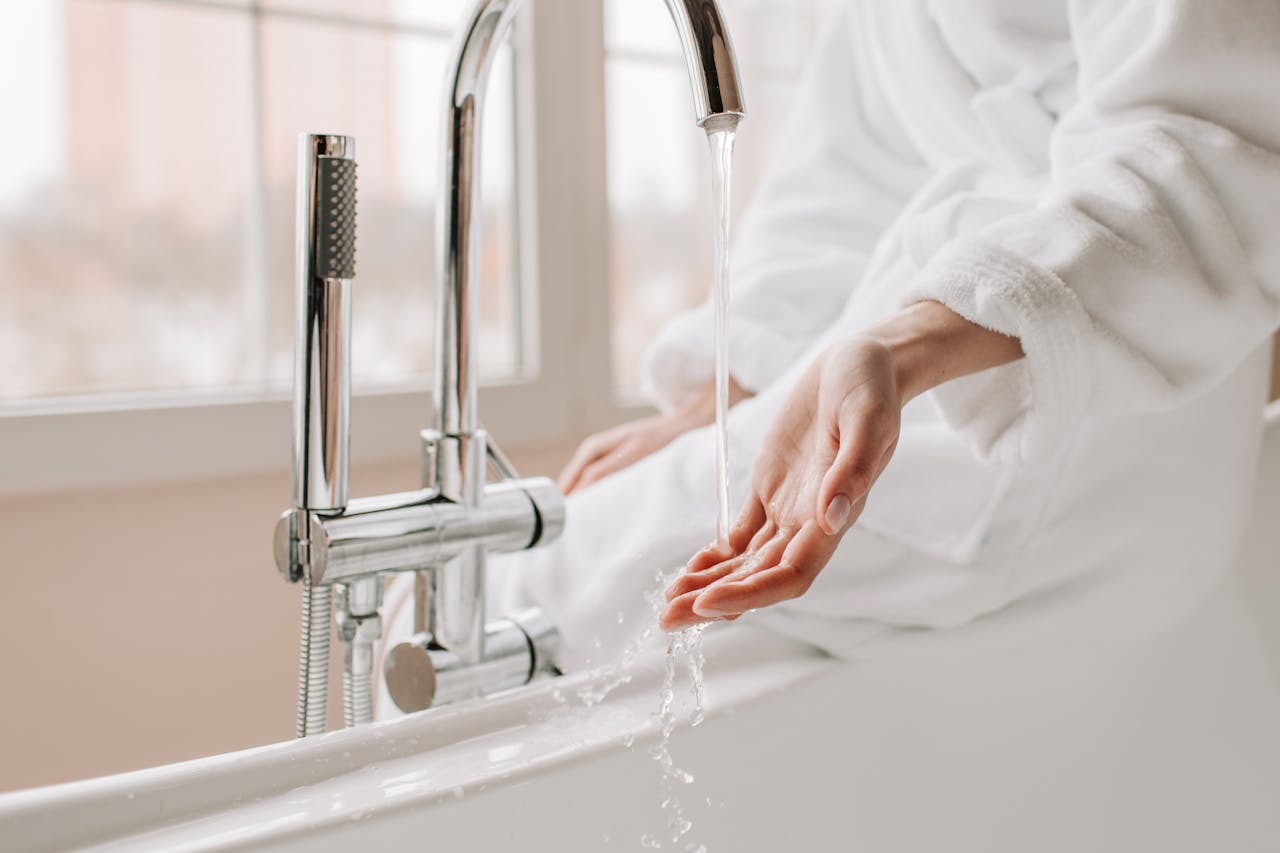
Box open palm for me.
[660,339,904,629]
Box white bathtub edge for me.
[0,627,829,852]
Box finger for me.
[666,544,755,602]
[575,445,640,491]
[736,528,792,579]
[691,562,816,618]
[727,496,767,554]
[685,542,735,575]
[693,522,829,616]
[665,556,742,602]
[558,435,611,494]
[660,591,712,631]
[574,460,608,492]
[660,590,739,631]
[777,517,847,581]
[745,518,779,555]
[666,524,789,603]
[817,419,896,535]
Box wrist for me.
[859,310,942,403]
[861,300,1024,403]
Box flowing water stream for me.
[708,126,737,548]
[644,123,739,852]
[570,124,738,851]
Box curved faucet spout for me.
[664,0,747,128]
[433,0,747,453]
[429,0,747,662]
[434,0,523,447]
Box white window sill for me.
[0,378,580,497]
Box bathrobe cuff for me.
[642,306,809,414]
[903,240,1094,465]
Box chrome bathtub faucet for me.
[276,132,566,736]
[275,0,746,734]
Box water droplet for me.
[451,786,465,800]
[640,834,662,849]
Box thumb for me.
[816,429,895,535]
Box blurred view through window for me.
[0,0,519,404]
[604,0,839,397]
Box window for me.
[603,0,839,397]
[1,0,841,491]
[0,0,520,403]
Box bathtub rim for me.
[0,625,829,852]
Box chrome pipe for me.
[338,578,382,728]
[431,0,523,665]
[428,432,490,663]
[274,478,566,586]
[433,0,522,449]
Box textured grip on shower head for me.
[316,156,357,280]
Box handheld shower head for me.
[315,155,357,281]
[292,134,356,515]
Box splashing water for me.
[575,570,669,708]
[647,627,706,849]
[687,624,707,729]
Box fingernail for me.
[826,494,852,531]
[692,600,727,618]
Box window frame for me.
[0,0,653,496]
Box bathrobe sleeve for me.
[642,3,928,412]
[906,0,1280,464]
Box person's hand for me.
[658,300,1025,630]
[558,376,752,495]
[660,338,903,629]
[558,413,696,495]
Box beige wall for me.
[0,445,572,793]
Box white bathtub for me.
[5,416,1280,852]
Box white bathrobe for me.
[390,0,1280,672]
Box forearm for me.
[863,300,1025,403]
